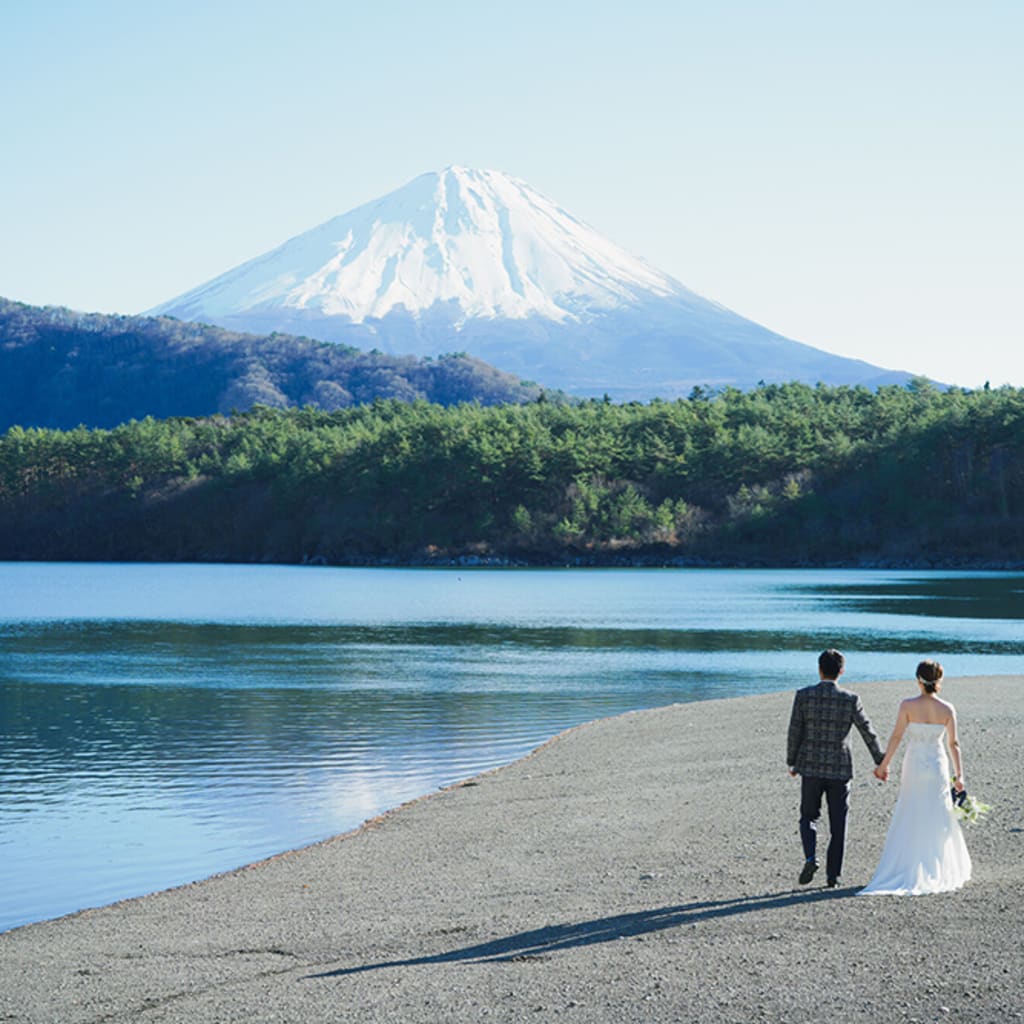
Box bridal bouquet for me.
[950,783,993,825]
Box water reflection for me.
[791,573,1024,621]
[7,617,1023,672]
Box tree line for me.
[1,380,1022,566]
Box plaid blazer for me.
[787,680,884,781]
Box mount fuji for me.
[150,167,912,398]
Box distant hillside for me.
[0,297,542,430]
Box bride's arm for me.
[876,702,910,778]
[946,706,965,792]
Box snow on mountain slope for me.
[152,166,702,324]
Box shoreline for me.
[7,552,1024,570]
[2,677,1021,1022]
[1,717,589,940]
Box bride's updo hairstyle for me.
[916,660,944,694]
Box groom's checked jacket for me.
[787,680,884,780]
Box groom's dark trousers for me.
[799,777,850,881]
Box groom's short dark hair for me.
[819,649,845,679]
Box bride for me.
[859,660,972,896]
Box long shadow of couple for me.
[309,885,853,979]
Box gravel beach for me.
[2,676,1021,1024]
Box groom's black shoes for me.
[799,858,819,884]
[827,877,840,888]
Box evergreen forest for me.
[2,381,1022,567]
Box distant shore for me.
[8,550,1024,571]
[302,550,1024,571]
[2,677,1021,1023]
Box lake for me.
[1,563,1021,933]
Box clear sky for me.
[3,0,1021,388]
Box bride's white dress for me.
[859,722,972,896]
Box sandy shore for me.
[2,676,1021,1023]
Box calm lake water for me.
[2,563,1022,933]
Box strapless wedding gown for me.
[859,722,972,896]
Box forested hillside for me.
[0,297,541,430]
[2,381,1021,566]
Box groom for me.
[786,649,885,888]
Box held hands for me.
[873,764,890,782]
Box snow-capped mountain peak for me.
[152,166,689,325]
[149,167,913,399]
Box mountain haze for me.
[151,168,914,398]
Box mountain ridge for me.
[0,296,542,431]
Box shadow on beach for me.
[308,886,855,979]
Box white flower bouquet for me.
[950,782,992,825]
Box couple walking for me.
[786,649,972,895]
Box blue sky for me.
[3,0,1021,387]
